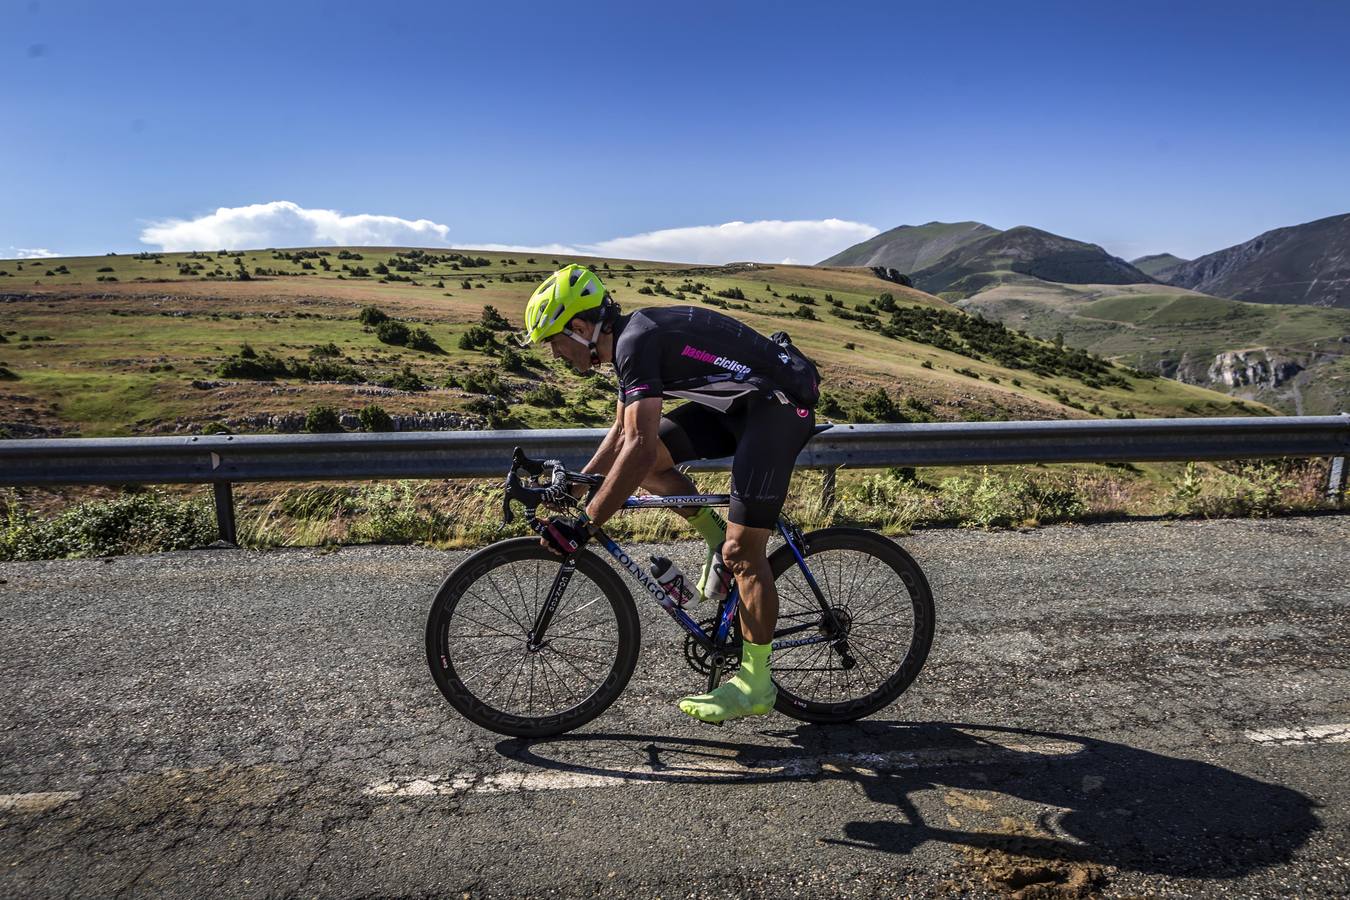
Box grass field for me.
[0,246,1259,440]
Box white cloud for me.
[584,219,879,265]
[10,247,61,259]
[139,200,452,252]
[137,202,877,266]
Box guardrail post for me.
[212,482,237,546]
[1328,456,1347,505]
[821,466,837,512]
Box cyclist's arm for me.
[563,398,624,502]
[584,397,663,525]
[584,398,626,476]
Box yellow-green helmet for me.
[522,264,607,344]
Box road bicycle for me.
[426,446,936,738]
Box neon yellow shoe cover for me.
[687,508,727,602]
[678,641,776,724]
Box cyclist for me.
[521,263,820,724]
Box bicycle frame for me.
[528,492,841,680]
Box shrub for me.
[358,403,395,432]
[294,360,365,384]
[816,392,844,417]
[920,360,933,369]
[347,482,452,545]
[0,366,18,381]
[406,327,441,353]
[0,492,216,561]
[458,324,499,352]
[457,367,506,396]
[524,384,565,406]
[376,320,411,346]
[861,387,904,423]
[359,306,389,326]
[465,394,510,427]
[310,342,342,358]
[1167,461,1297,518]
[715,287,746,300]
[303,405,344,433]
[938,468,1086,529]
[218,349,289,380]
[480,305,512,331]
[793,305,817,320]
[499,346,527,373]
[382,364,426,392]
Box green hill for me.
[1131,253,1189,280]
[817,221,999,271]
[909,226,1155,296]
[957,280,1350,414]
[0,246,1259,441]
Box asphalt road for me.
[2,516,1348,899]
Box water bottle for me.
[649,556,694,607]
[703,547,732,605]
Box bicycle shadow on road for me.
[498,720,1318,883]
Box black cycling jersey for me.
[610,306,818,412]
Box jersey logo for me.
[778,352,791,365]
[680,343,751,375]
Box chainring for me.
[682,617,742,676]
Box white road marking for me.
[1246,723,1350,745]
[0,791,81,813]
[367,739,1084,798]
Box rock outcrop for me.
[1206,350,1304,389]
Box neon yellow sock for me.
[687,508,728,602]
[678,641,776,724]
[687,507,726,547]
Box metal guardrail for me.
[2,415,1347,544]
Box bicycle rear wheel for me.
[426,537,640,738]
[769,528,935,724]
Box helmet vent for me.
[568,268,583,287]
[579,281,596,296]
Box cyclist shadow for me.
[497,720,1317,881]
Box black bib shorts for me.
[657,396,817,529]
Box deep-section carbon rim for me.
[426,538,640,738]
[769,528,935,723]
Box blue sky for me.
[4,0,1349,263]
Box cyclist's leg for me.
[678,398,816,724]
[646,404,737,595]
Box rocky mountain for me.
[1162,212,1350,309]
[818,221,999,271]
[907,226,1155,296]
[1131,253,1189,280]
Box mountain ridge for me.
[1162,212,1350,309]
[818,221,999,271]
[908,226,1154,295]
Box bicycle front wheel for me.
[426,537,640,738]
[769,527,935,724]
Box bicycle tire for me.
[768,527,935,724]
[426,537,640,738]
